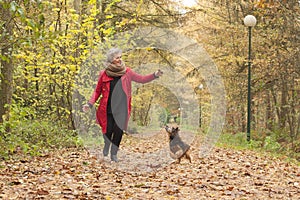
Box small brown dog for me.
[165,125,191,163]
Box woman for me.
[83,48,163,162]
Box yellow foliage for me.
[69,65,77,72]
[106,14,114,19]
[52,8,60,12]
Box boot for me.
[111,143,119,162]
[103,136,111,157]
[111,154,118,162]
[103,146,109,157]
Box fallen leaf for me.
[37,189,49,195]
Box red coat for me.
[89,67,156,133]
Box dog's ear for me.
[165,125,172,134]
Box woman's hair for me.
[106,48,122,63]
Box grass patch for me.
[217,132,300,165]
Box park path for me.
[0,130,299,200]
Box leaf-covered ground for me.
[0,131,299,200]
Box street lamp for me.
[244,15,257,141]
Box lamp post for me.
[244,15,257,141]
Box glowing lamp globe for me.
[244,15,257,27]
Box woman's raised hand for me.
[155,69,163,77]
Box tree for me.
[179,0,300,148]
[0,1,15,125]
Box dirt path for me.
[0,131,299,200]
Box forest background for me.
[0,0,299,161]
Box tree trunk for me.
[74,0,81,14]
[265,90,273,130]
[279,77,288,129]
[0,3,14,124]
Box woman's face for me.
[112,53,122,66]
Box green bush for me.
[0,119,81,159]
[263,135,281,152]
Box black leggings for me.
[104,113,125,155]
